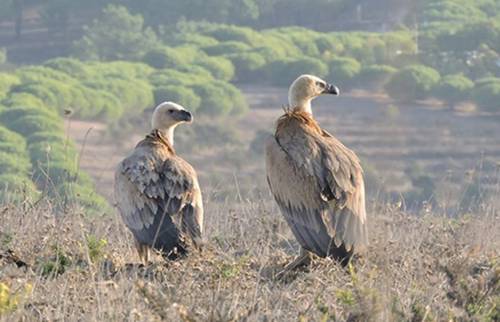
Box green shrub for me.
[207,25,262,46]
[191,82,234,116]
[0,152,31,175]
[44,57,90,78]
[0,125,26,147]
[32,160,78,187]
[56,182,109,214]
[315,35,345,56]
[265,57,329,86]
[434,74,474,107]
[227,52,266,82]
[2,92,47,109]
[0,73,20,96]
[194,55,235,81]
[150,68,213,88]
[83,78,153,117]
[7,114,64,137]
[474,77,500,88]
[0,142,27,155]
[28,141,77,166]
[472,81,500,112]
[203,41,251,56]
[10,83,59,110]
[218,81,248,115]
[357,64,397,91]
[142,46,186,69]
[16,66,76,84]
[153,85,201,110]
[385,65,441,102]
[0,174,38,202]
[328,57,361,87]
[168,33,219,47]
[27,131,68,146]
[0,105,58,124]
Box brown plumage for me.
[114,102,203,263]
[266,75,367,269]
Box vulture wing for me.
[266,116,367,257]
[114,146,203,252]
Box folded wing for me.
[114,147,203,252]
[266,118,367,256]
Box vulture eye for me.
[168,109,174,114]
[316,82,325,88]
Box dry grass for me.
[0,195,498,321]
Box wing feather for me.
[266,121,368,257]
[114,144,203,250]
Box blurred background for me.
[0,0,499,216]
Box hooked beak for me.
[178,110,193,123]
[323,83,340,96]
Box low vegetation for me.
[0,196,498,320]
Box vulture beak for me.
[323,83,340,96]
[178,110,193,123]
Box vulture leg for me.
[277,247,312,278]
[134,239,150,265]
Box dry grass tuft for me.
[0,197,498,321]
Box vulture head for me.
[151,101,193,144]
[152,101,193,129]
[288,74,339,114]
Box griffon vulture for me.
[266,75,368,271]
[114,102,203,263]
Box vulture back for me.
[114,130,203,258]
[266,109,367,262]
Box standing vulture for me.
[266,75,368,271]
[114,102,203,263]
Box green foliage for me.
[27,131,68,146]
[2,92,47,109]
[0,152,31,176]
[153,85,201,110]
[72,5,157,61]
[142,46,186,69]
[85,235,108,264]
[0,174,38,202]
[194,55,235,81]
[472,79,500,112]
[1,105,58,122]
[7,114,64,137]
[265,57,329,86]
[207,25,262,46]
[385,65,441,102]
[434,74,474,106]
[0,73,19,96]
[0,125,26,148]
[191,81,248,116]
[328,57,361,87]
[44,58,90,78]
[40,246,72,277]
[357,64,397,91]
[10,83,59,110]
[227,52,266,82]
[203,41,251,56]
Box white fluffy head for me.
[288,74,339,108]
[151,101,193,131]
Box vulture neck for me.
[289,95,313,115]
[157,127,175,146]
